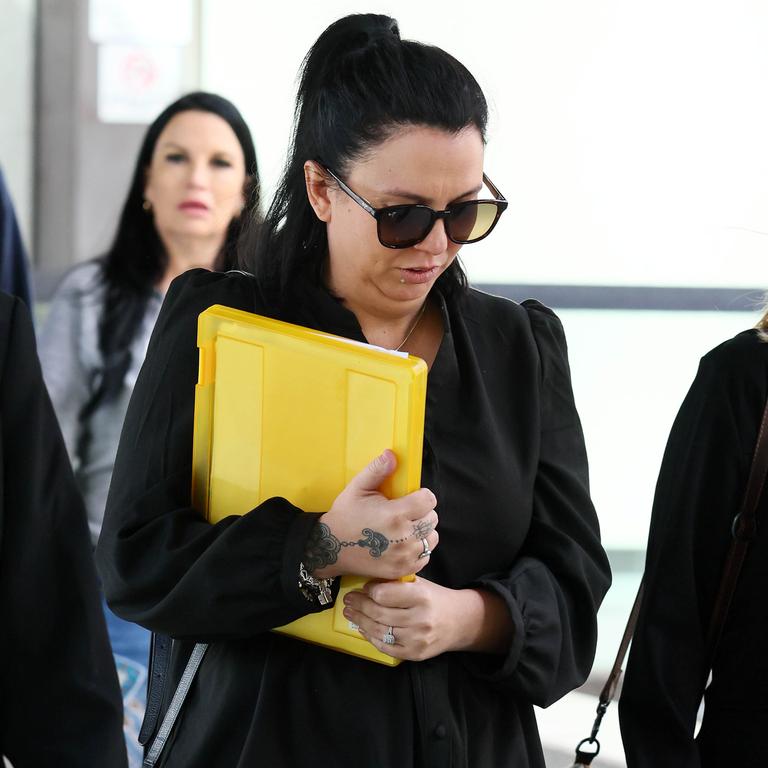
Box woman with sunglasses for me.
[97,14,610,767]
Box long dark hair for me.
[98,91,259,402]
[240,14,488,313]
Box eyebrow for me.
[159,141,235,159]
[378,183,484,205]
[159,141,187,151]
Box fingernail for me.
[343,595,351,605]
[343,608,352,620]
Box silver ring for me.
[418,536,432,559]
[383,626,396,645]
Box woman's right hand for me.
[305,449,439,580]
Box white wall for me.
[0,0,36,249]
[562,307,759,548]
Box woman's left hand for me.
[342,577,511,661]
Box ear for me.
[236,175,250,215]
[304,160,332,223]
[142,166,154,207]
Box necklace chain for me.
[394,301,428,352]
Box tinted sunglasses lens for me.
[378,206,433,247]
[447,202,500,243]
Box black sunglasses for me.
[317,162,508,249]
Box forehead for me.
[153,110,244,157]
[348,125,484,195]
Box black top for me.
[0,292,126,766]
[97,269,611,768]
[620,329,768,768]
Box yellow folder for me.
[191,305,427,666]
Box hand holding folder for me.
[312,449,437,581]
[191,305,428,666]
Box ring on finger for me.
[418,536,432,560]
[383,625,396,645]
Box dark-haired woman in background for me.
[39,91,258,765]
[97,15,610,767]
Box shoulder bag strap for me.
[138,633,173,746]
[142,642,209,767]
[571,580,644,765]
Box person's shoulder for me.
[52,259,103,296]
[461,287,564,345]
[44,261,105,321]
[0,291,31,341]
[461,286,534,328]
[157,269,262,334]
[0,291,37,380]
[687,329,768,410]
[700,328,768,376]
[164,268,260,310]
[0,290,16,322]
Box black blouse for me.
[96,269,611,768]
[620,329,768,768]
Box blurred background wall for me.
[1,0,35,248]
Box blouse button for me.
[432,723,447,740]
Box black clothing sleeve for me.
[463,300,611,706]
[0,293,126,767]
[619,330,768,768]
[96,270,327,640]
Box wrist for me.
[298,562,336,606]
[303,514,342,579]
[452,588,513,654]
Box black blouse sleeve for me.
[96,269,327,641]
[466,300,611,706]
[619,336,764,768]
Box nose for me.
[187,159,210,189]
[415,217,449,256]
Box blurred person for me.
[619,306,768,767]
[0,291,126,766]
[38,91,259,765]
[0,166,33,310]
[97,15,610,767]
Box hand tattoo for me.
[341,528,390,557]
[388,520,435,545]
[412,520,434,538]
[304,523,390,571]
[304,522,341,572]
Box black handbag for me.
[569,397,768,767]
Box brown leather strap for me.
[571,580,645,760]
[703,396,768,673]
[599,580,644,706]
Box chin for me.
[170,221,221,239]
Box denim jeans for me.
[103,600,151,768]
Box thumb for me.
[349,449,397,493]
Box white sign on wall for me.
[90,0,193,123]
[97,44,183,124]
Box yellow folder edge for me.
[191,305,428,666]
